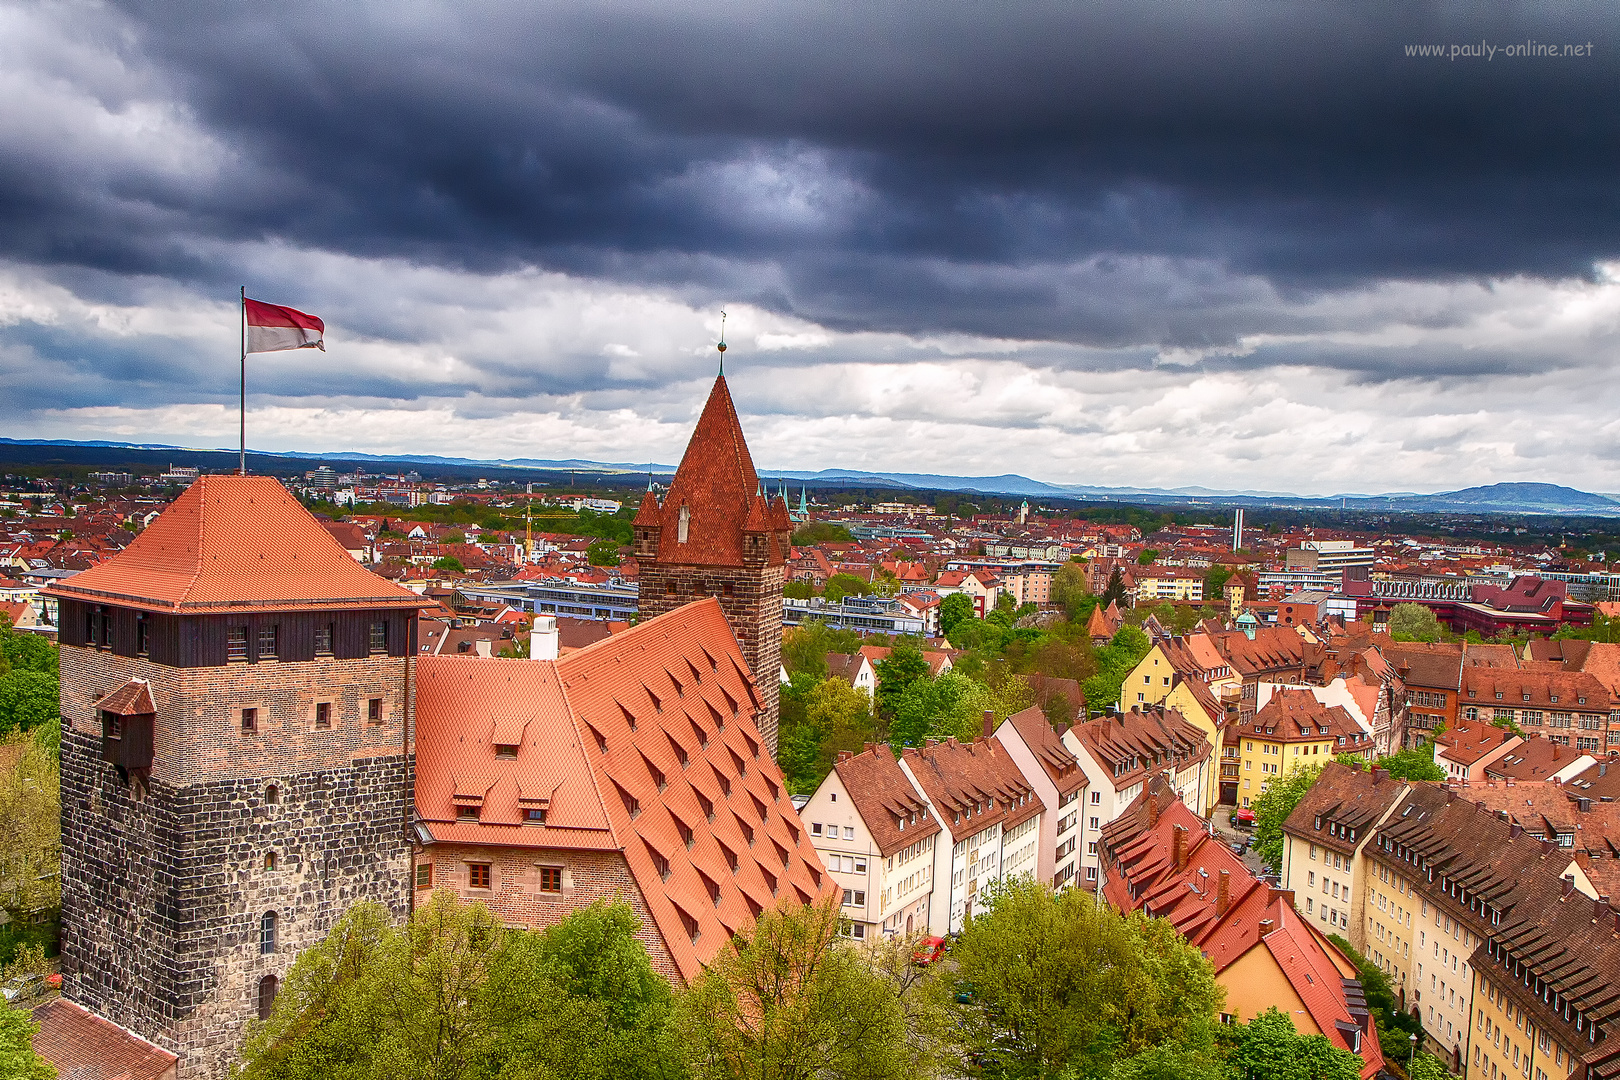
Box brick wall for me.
[637,564,783,757]
[416,844,679,982]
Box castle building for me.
[42,370,816,1078]
[46,476,430,1079]
[633,373,793,755]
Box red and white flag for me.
[245,297,324,353]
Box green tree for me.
[0,995,55,1080]
[481,901,682,1080]
[678,898,923,1080]
[1409,1051,1451,1080]
[939,594,975,640]
[431,556,465,573]
[806,677,881,779]
[781,620,861,680]
[1052,562,1092,620]
[1204,564,1235,599]
[1231,1007,1362,1080]
[783,580,814,600]
[1252,763,1323,872]
[1373,747,1446,782]
[823,574,870,603]
[0,672,55,743]
[1100,568,1130,611]
[791,522,854,545]
[0,730,61,922]
[875,643,931,718]
[1082,625,1152,714]
[1137,549,1159,566]
[947,878,1224,1079]
[587,541,622,567]
[890,670,976,748]
[1388,603,1444,643]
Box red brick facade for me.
[414,846,679,981]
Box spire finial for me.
[717,309,727,374]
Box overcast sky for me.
[3,1,1618,495]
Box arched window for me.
[265,784,280,805]
[257,974,278,1021]
[260,911,277,954]
[264,852,277,870]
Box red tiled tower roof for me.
[637,375,789,566]
[44,475,427,613]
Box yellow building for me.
[1236,688,1371,808]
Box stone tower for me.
[46,475,428,1078]
[632,374,792,754]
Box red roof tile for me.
[831,745,941,857]
[44,475,429,613]
[31,998,177,1080]
[96,678,155,716]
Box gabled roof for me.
[417,598,834,983]
[633,375,790,567]
[902,736,1040,835]
[1001,705,1088,796]
[1068,705,1213,791]
[96,678,155,716]
[44,475,429,613]
[832,744,941,857]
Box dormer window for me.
[524,807,547,824]
[677,503,691,544]
[495,744,518,760]
[456,804,480,821]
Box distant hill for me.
[3,438,1617,516]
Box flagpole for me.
[239,286,247,475]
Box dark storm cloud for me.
[5,0,1618,354]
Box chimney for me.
[1148,797,1160,829]
[1217,869,1232,915]
[1258,918,1275,935]
[1563,875,1576,899]
[529,615,559,661]
[1373,768,1389,785]
[1273,888,1295,910]
[836,750,854,763]
[1510,822,1523,838]
[1596,895,1610,919]
[983,710,996,738]
[1173,825,1188,871]
[1602,762,1609,777]
[1553,743,1561,760]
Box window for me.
[468,863,492,889]
[258,625,278,659]
[258,975,279,1022]
[264,851,277,870]
[260,912,277,954]
[1090,816,1100,830]
[457,805,480,821]
[315,702,332,730]
[495,744,518,759]
[416,863,433,888]
[315,623,334,655]
[842,890,866,906]
[1091,791,1101,805]
[844,826,854,840]
[538,866,563,892]
[136,615,149,656]
[812,823,822,836]
[265,784,280,805]
[368,698,383,724]
[369,621,387,654]
[524,806,547,824]
[228,626,249,661]
[241,708,258,734]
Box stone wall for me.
[59,640,416,1079]
[416,844,679,982]
[637,564,783,756]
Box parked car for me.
[912,936,948,966]
[1229,839,1250,855]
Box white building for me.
[800,744,939,939]
[1061,706,1214,886]
[900,736,1042,934]
[993,706,1089,888]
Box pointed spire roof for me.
[45,475,430,613]
[633,487,663,528]
[656,375,782,566]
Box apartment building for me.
[993,706,1089,887]
[800,745,939,940]
[1235,689,1374,808]
[1280,762,1409,939]
[901,737,1042,933]
[1063,706,1212,886]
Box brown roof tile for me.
[831,745,941,857]
[31,998,177,1080]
